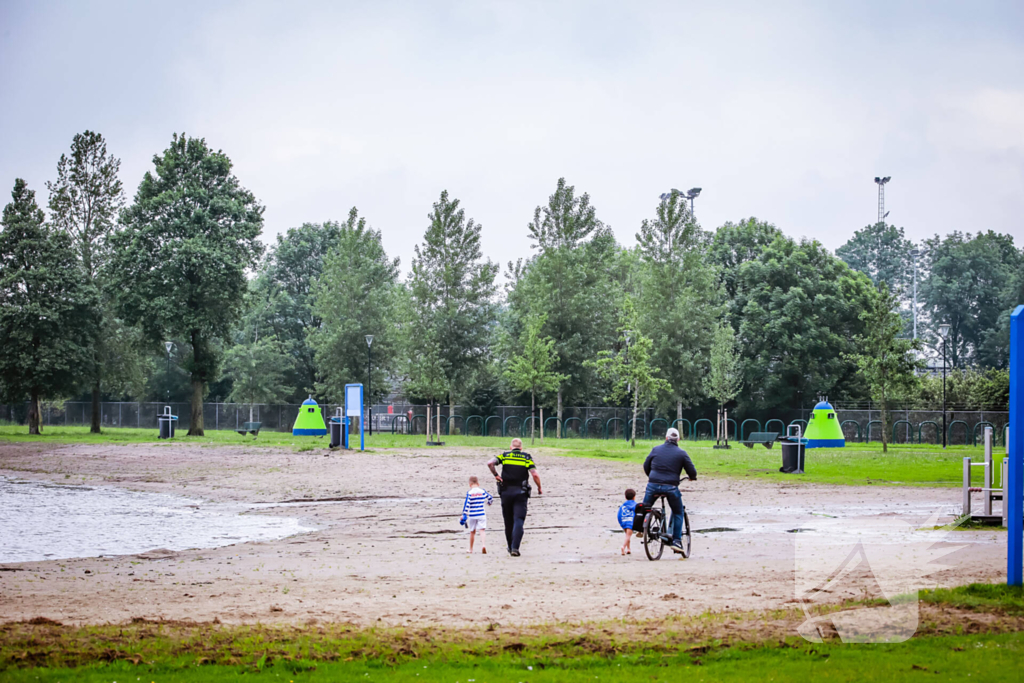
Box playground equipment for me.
[292,396,327,436]
[157,405,178,439]
[962,426,1008,525]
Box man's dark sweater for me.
[643,442,698,485]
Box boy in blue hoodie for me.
[617,488,637,555]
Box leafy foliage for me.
[835,222,914,292]
[308,208,401,403]
[407,191,497,405]
[704,322,742,408]
[586,299,669,446]
[921,230,1022,368]
[726,235,875,411]
[0,179,98,433]
[222,335,294,408]
[107,134,264,434]
[503,314,568,443]
[635,190,718,415]
[850,283,922,452]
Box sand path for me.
[0,441,1006,626]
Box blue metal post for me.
[345,383,365,452]
[1009,306,1023,586]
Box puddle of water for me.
[694,527,739,534]
[0,477,315,563]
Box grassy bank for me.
[0,426,986,487]
[2,584,1021,682]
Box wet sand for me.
[0,441,1007,626]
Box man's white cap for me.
[666,428,680,440]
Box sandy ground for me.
[0,441,1008,627]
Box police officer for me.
[487,438,543,557]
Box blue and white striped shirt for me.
[462,486,493,518]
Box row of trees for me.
[1,130,1019,440]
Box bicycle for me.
[642,493,691,560]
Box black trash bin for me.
[779,438,805,474]
[157,406,178,439]
[329,416,348,448]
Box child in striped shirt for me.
[459,475,493,554]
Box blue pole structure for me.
[1008,306,1023,586]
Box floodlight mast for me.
[874,176,891,224]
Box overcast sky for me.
[2,0,1022,276]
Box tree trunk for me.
[540,406,544,443]
[880,387,888,454]
[436,402,441,439]
[90,382,102,434]
[450,397,455,436]
[28,390,40,435]
[630,388,638,447]
[677,400,683,434]
[556,387,562,439]
[189,378,205,436]
[426,404,432,441]
[530,391,536,445]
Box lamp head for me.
[938,323,951,339]
[164,341,173,354]
[686,187,702,199]
[365,335,374,347]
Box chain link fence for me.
[0,401,1008,445]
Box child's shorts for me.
[466,517,486,531]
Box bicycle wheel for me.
[643,510,665,560]
[678,510,691,558]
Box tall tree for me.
[503,314,567,444]
[251,220,343,400]
[708,217,783,299]
[726,234,875,411]
[703,322,743,418]
[107,134,264,435]
[586,299,669,447]
[46,130,126,432]
[0,179,98,434]
[407,191,497,414]
[921,231,1021,368]
[835,222,914,291]
[308,208,401,403]
[506,178,620,429]
[636,190,718,421]
[851,283,921,453]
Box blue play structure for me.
[1009,306,1022,586]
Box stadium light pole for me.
[366,335,374,437]
[939,323,950,448]
[874,176,891,224]
[685,188,702,219]
[910,248,925,340]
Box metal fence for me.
[0,401,1008,445]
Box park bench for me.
[741,431,779,449]
[237,421,262,438]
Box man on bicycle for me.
[642,427,696,553]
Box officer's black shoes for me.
[510,549,521,557]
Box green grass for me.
[1,632,1020,682]
[919,583,1024,615]
[0,427,986,487]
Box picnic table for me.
[237,421,262,438]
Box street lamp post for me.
[939,324,950,448]
[910,248,923,340]
[365,335,374,436]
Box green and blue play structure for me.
[292,396,327,436]
[803,399,845,448]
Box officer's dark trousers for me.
[500,489,529,552]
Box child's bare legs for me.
[621,528,633,555]
[468,529,476,553]
[479,529,486,553]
